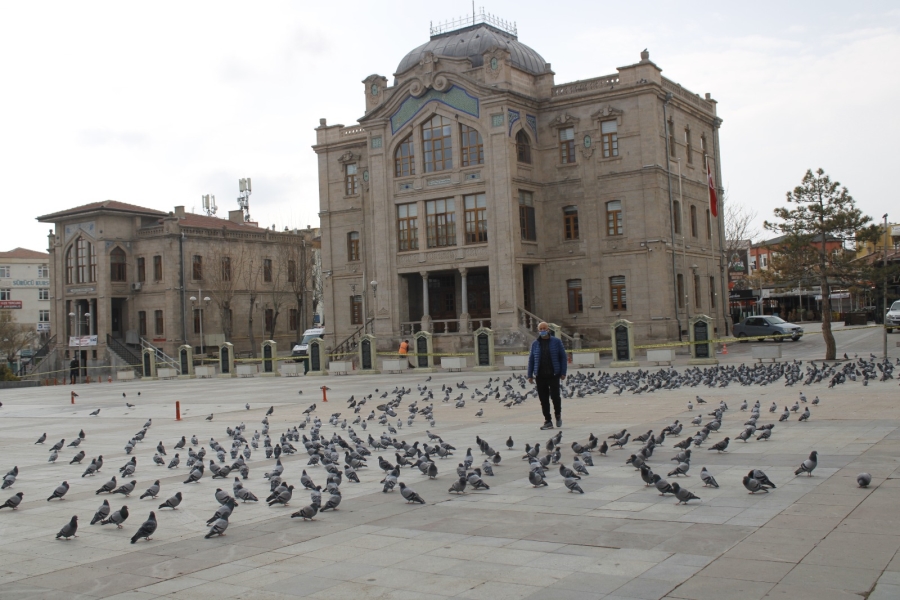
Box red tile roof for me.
[37,200,167,221]
[0,247,49,259]
[176,213,269,232]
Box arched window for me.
[460,124,484,166]
[422,114,453,172]
[110,247,127,282]
[68,237,97,284]
[516,130,531,164]
[395,134,415,177]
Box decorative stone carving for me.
[550,112,579,129]
[591,105,623,120]
[338,150,360,164]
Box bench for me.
[116,370,136,381]
[572,352,599,368]
[381,359,406,374]
[236,364,257,377]
[194,365,216,378]
[441,357,466,372]
[329,361,351,375]
[157,368,178,380]
[646,349,675,366]
[752,345,782,363]
[503,355,528,370]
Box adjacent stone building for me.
[37,201,320,374]
[315,15,727,352]
[0,247,51,336]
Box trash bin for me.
[844,312,867,326]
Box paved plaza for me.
[1,329,899,600]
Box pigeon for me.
[101,505,130,528]
[140,480,160,499]
[47,481,70,501]
[528,470,548,487]
[90,499,111,524]
[798,407,810,422]
[0,492,24,510]
[700,467,718,488]
[2,469,16,488]
[743,475,768,494]
[235,486,259,503]
[794,451,818,477]
[67,438,82,448]
[750,470,776,489]
[672,482,700,504]
[89,409,100,416]
[506,436,514,449]
[205,515,229,538]
[653,474,674,496]
[668,462,690,477]
[564,477,584,494]
[35,433,46,444]
[708,438,729,453]
[268,485,294,506]
[113,480,137,497]
[290,503,319,520]
[320,493,342,511]
[159,491,182,510]
[184,466,204,484]
[206,414,214,421]
[49,439,65,452]
[96,476,117,494]
[448,476,467,494]
[168,454,180,469]
[399,482,425,504]
[130,511,157,543]
[174,436,186,450]
[857,473,872,488]
[56,516,79,540]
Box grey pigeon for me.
[130,511,157,543]
[290,503,319,520]
[750,469,776,489]
[113,480,137,497]
[653,474,674,496]
[700,467,718,488]
[47,481,69,501]
[91,499,111,524]
[183,466,203,484]
[672,482,700,504]
[140,480,160,500]
[564,477,584,494]
[798,407,810,422]
[101,505,130,528]
[528,470,547,487]
[668,462,691,477]
[35,433,47,444]
[320,492,342,511]
[0,492,24,510]
[857,473,872,488]
[159,492,182,510]
[56,515,78,540]
[794,451,818,477]
[448,476,467,494]
[47,449,58,463]
[235,486,258,503]
[742,476,768,494]
[268,485,294,506]
[205,516,229,538]
[96,476,117,494]
[399,482,425,504]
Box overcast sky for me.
[2,1,898,252]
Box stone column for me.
[420,271,430,317]
[459,268,469,315]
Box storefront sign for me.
[66,286,96,294]
[12,279,50,287]
[0,300,23,309]
[69,335,98,347]
[37,323,51,332]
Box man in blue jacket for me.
[527,322,567,430]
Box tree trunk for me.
[820,276,836,360]
[248,298,257,358]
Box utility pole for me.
[884,213,889,361]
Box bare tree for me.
[724,200,759,253]
[0,311,37,374]
[243,254,262,358]
[265,253,289,340]
[279,236,318,335]
[204,242,244,343]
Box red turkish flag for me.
[707,157,718,218]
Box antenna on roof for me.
[201,194,217,217]
[237,178,252,222]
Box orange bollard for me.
[175,400,181,421]
[71,391,76,404]
[722,344,728,355]
[321,386,328,402]
[108,376,112,383]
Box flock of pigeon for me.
[1,355,893,545]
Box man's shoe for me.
[556,418,563,428]
[540,421,554,430]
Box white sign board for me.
[69,335,98,347]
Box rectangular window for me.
[222,256,231,281]
[668,119,676,158]
[518,191,536,241]
[559,127,575,164]
[460,124,484,167]
[38,264,49,278]
[610,276,627,310]
[138,311,147,336]
[567,279,583,313]
[289,308,299,331]
[423,115,453,172]
[347,232,360,261]
[709,276,717,308]
[677,274,685,309]
[288,260,297,283]
[673,200,682,235]
[601,120,618,158]
[397,203,418,251]
[110,249,127,282]
[39,288,50,300]
[345,163,359,195]
[606,200,623,236]
[137,257,146,282]
[464,193,488,244]
[39,309,50,322]
[395,135,415,177]
[761,254,768,268]
[263,258,273,282]
[694,274,702,308]
[0,289,10,300]
[706,209,712,240]
[350,295,362,325]
[690,205,698,238]
[685,128,693,164]
[425,199,456,248]
[153,255,163,281]
[154,310,164,335]
[563,206,579,240]
[0,266,9,278]
[265,308,274,332]
[193,308,202,334]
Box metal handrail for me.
[107,334,142,374]
[332,318,374,359]
[141,338,180,373]
[17,335,56,376]
[517,306,576,347]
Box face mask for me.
[539,330,549,336]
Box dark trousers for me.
[536,376,562,422]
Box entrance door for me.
[428,275,457,333]
[468,271,491,328]
[110,298,126,339]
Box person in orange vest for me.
[398,339,410,368]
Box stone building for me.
[37,201,320,374]
[0,247,51,335]
[314,15,727,352]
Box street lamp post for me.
[883,214,889,361]
[190,293,211,354]
[370,280,378,333]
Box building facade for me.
[0,248,52,335]
[315,16,727,351]
[37,201,320,372]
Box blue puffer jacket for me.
[527,335,567,379]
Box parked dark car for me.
[733,316,803,342]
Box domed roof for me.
[396,24,549,76]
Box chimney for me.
[228,210,244,224]
[174,206,186,217]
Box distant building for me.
[0,247,51,337]
[856,223,900,258]
[37,201,320,374]
[314,15,727,352]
